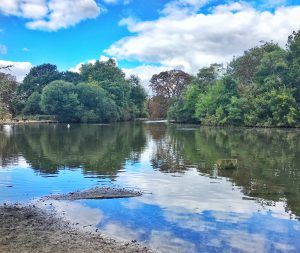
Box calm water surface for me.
[0,123,300,253]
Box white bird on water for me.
[67,124,70,128]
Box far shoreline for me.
[1,119,300,129]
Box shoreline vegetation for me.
[148,31,300,128]
[1,31,300,127]
[0,188,153,253]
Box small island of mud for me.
[0,188,154,253]
[43,187,142,201]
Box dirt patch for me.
[43,187,142,201]
[0,204,154,253]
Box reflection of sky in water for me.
[41,197,300,253]
[2,160,299,252]
[1,125,300,252]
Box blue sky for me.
[1,0,300,86]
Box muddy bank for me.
[0,204,154,253]
[43,187,142,201]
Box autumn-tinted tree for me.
[150,70,192,99]
[147,96,169,119]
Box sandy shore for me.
[0,188,154,253]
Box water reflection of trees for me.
[0,123,146,178]
[148,125,300,217]
[146,123,191,173]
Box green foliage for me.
[61,71,83,84]
[41,81,81,122]
[11,59,147,123]
[19,64,62,98]
[128,75,147,118]
[168,31,300,127]
[23,92,42,115]
[287,31,300,102]
[0,73,18,117]
[76,82,119,122]
[80,59,125,83]
[0,103,10,121]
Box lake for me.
[0,122,300,253]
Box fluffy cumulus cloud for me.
[0,0,48,19]
[0,60,33,82]
[0,0,101,31]
[106,2,300,76]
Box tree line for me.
[1,30,300,126]
[0,59,147,122]
[148,30,300,127]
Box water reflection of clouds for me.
[38,200,103,230]
[220,230,266,253]
[119,166,289,218]
[101,222,146,241]
[149,230,197,253]
[164,210,211,232]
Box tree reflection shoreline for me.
[1,122,300,218]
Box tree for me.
[150,70,192,99]
[41,81,81,122]
[80,59,125,83]
[287,30,300,101]
[128,75,147,117]
[23,92,42,115]
[0,73,18,116]
[147,96,169,119]
[19,64,62,98]
[197,64,224,84]
[76,82,120,122]
[229,42,280,86]
[61,71,83,84]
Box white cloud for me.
[26,0,100,31]
[0,60,32,82]
[0,45,7,54]
[122,65,170,92]
[0,0,101,31]
[106,4,300,75]
[0,0,48,19]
